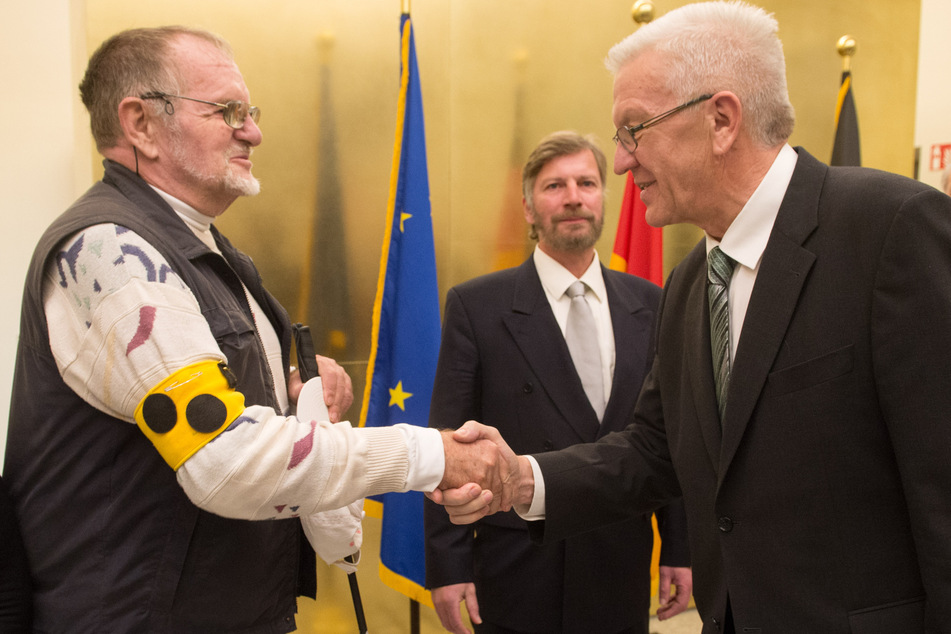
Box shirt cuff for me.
[395,425,445,492]
[516,455,546,521]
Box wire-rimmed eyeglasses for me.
[140,92,261,129]
[613,94,713,154]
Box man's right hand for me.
[432,582,481,634]
[438,421,519,513]
[429,421,535,523]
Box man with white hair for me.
[434,2,951,632]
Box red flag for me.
[609,172,663,285]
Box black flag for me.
[831,70,861,166]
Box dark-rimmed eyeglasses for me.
[613,94,713,153]
[140,92,260,129]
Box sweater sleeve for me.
[42,223,428,518]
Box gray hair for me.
[79,26,233,150]
[605,0,795,147]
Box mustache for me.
[553,210,597,223]
[228,144,254,160]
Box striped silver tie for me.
[707,246,736,422]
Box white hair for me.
[605,0,795,146]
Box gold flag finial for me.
[632,1,655,25]
[837,35,856,72]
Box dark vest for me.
[4,161,316,633]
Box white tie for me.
[565,281,605,420]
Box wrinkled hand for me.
[427,483,492,525]
[656,565,693,620]
[315,355,354,422]
[437,421,519,511]
[432,583,481,634]
[427,421,535,524]
[286,356,353,422]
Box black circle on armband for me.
[186,394,228,434]
[142,393,177,434]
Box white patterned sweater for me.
[42,222,443,566]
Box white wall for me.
[915,0,951,189]
[0,1,92,467]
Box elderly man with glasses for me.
[3,26,511,632]
[434,2,951,632]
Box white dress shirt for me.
[706,143,798,362]
[533,245,616,404]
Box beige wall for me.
[0,1,91,465]
[1,1,927,632]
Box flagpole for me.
[831,35,861,167]
[837,34,856,72]
[402,0,410,15]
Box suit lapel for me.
[717,149,825,479]
[502,259,601,440]
[679,245,726,469]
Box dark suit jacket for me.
[532,149,951,633]
[425,257,690,634]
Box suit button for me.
[717,516,734,533]
[711,617,721,631]
[543,440,554,451]
[522,383,533,393]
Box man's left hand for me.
[314,355,353,422]
[656,565,693,620]
[287,357,354,423]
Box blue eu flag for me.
[359,12,439,607]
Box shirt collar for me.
[706,143,798,270]
[533,245,607,302]
[150,185,219,252]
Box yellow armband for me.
[134,360,246,470]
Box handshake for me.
[429,421,535,524]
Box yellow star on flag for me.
[388,381,413,411]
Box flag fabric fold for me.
[831,70,861,167]
[609,172,663,286]
[359,12,440,608]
